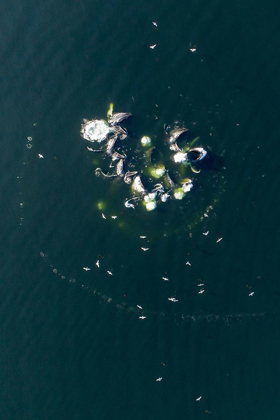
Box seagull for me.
[149,44,157,49]
[136,305,143,309]
[198,289,205,294]
[139,316,146,319]
[249,292,255,296]
[111,216,117,219]
[196,396,202,401]
[203,231,209,236]
[216,237,223,243]
[96,260,100,268]
[168,297,178,302]
[140,236,147,239]
[156,377,162,382]
[198,283,204,287]
[83,267,91,271]
[162,277,169,281]
[141,247,149,251]
[186,261,191,266]
[125,201,135,209]
[107,270,113,275]
[102,213,106,219]
[38,154,44,158]
[190,47,197,52]
[152,22,158,27]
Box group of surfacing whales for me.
[80,104,208,211]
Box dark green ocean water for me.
[2,0,280,418]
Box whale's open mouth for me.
[187,148,207,162]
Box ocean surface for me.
[1,0,280,418]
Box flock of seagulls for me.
[149,22,196,54]
[40,229,257,398]
[82,229,256,309]
[80,230,256,325]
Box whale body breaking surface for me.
[80,104,226,234]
